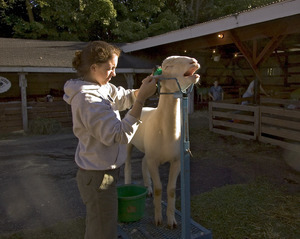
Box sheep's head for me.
[159,56,200,93]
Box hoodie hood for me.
[64,79,86,105]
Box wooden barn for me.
[120,0,300,153]
[1,1,299,155]
[0,38,155,134]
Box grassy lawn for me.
[190,179,300,239]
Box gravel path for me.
[0,131,147,235]
[0,133,81,233]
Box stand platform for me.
[118,199,212,239]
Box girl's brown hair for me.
[72,41,121,76]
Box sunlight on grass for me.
[189,180,300,239]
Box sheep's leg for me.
[124,143,133,184]
[166,159,181,229]
[147,159,163,226]
[142,156,152,196]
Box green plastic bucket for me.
[117,184,147,222]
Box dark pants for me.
[77,168,120,239]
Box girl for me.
[63,41,156,239]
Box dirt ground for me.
[0,110,299,235]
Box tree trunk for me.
[25,0,35,23]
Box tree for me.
[112,0,191,42]
[0,0,117,41]
[0,0,280,42]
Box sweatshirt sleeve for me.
[110,84,137,111]
[75,94,140,146]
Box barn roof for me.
[0,38,155,73]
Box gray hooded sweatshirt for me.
[63,79,140,170]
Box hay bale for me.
[29,117,61,135]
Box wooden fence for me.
[0,100,72,134]
[209,98,300,153]
[209,98,259,140]
[0,101,23,133]
[259,98,300,153]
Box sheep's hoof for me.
[155,220,162,226]
[147,188,153,197]
[154,215,162,226]
[167,217,177,229]
[167,222,178,229]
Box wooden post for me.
[254,78,260,105]
[208,101,213,131]
[254,106,260,140]
[124,73,134,89]
[284,54,289,87]
[188,88,194,114]
[19,73,28,132]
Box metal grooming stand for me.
[118,78,212,239]
[158,78,193,239]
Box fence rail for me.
[209,98,300,153]
[209,99,259,141]
[259,105,300,153]
[0,102,23,133]
[0,100,72,134]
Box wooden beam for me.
[254,34,286,65]
[230,30,257,71]
[284,54,289,87]
[230,30,264,104]
[253,39,257,60]
[18,73,28,132]
[230,30,263,83]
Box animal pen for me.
[118,78,212,239]
[208,97,300,154]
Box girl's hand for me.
[136,76,157,102]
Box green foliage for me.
[112,0,191,41]
[147,10,180,37]
[13,20,46,39]
[0,0,280,42]
[0,0,7,8]
[0,0,117,41]
[112,19,147,42]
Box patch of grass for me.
[0,218,85,239]
[188,179,300,239]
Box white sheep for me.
[125,56,200,228]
